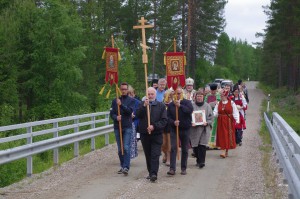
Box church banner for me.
[102,47,119,85]
[164,52,186,90]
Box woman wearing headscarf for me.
[190,91,213,168]
[232,86,247,146]
[213,89,240,158]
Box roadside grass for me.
[258,83,299,198]
[259,83,300,135]
[0,132,115,188]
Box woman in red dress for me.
[213,89,240,158]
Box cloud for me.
[224,0,270,45]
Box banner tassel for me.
[106,89,111,99]
[99,85,106,95]
[118,51,122,61]
[101,50,106,60]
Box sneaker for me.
[150,175,157,182]
[117,168,123,174]
[167,169,175,175]
[180,170,187,175]
[239,142,242,146]
[122,168,129,175]
[146,175,151,180]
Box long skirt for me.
[130,122,138,159]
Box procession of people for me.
[110,77,249,182]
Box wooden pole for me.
[112,35,124,155]
[133,17,153,134]
[174,38,180,160]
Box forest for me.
[0,0,298,126]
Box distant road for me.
[1,81,272,199]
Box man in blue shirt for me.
[156,78,167,102]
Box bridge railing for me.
[0,112,114,176]
[264,112,300,199]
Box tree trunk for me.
[187,0,196,79]
[152,0,157,76]
[181,0,186,52]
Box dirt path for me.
[0,82,272,199]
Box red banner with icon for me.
[165,52,186,90]
[104,47,119,85]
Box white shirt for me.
[213,100,240,124]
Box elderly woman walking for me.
[190,91,214,168]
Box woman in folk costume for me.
[213,89,240,158]
[232,86,247,146]
[190,91,213,168]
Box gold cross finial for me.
[133,17,153,63]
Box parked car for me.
[220,79,233,88]
[213,78,224,84]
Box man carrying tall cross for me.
[134,17,168,182]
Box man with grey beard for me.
[136,87,168,182]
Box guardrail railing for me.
[0,112,113,176]
[264,112,300,199]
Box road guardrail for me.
[0,112,113,176]
[264,112,300,199]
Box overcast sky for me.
[224,0,270,45]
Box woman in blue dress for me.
[128,85,141,159]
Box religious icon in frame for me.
[192,110,206,125]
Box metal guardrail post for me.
[267,94,270,113]
[74,118,79,157]
[91,116,96,151]
[53,122,59,165]
[105,113,110,145]
[26,126,33,177]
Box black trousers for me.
[194,145,206,165]
[141,133,163,176]
[235,129,243,144]
[170,128,190,171]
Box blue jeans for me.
[114,128,132,169]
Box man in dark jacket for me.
[167,86,193,175]
[136,87,167,182]
[110,82,135,176]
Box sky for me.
[224,0,270,45]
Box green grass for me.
[0,132,115,188]
[259,83,300,135]
[258,84,296,198]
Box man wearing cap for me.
[183,77,196,101]
[151,79,159,90]
[205,83,221,149]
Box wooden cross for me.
[133,17,153,133]
[133,17,154,64]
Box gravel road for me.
[0,81,288,199]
